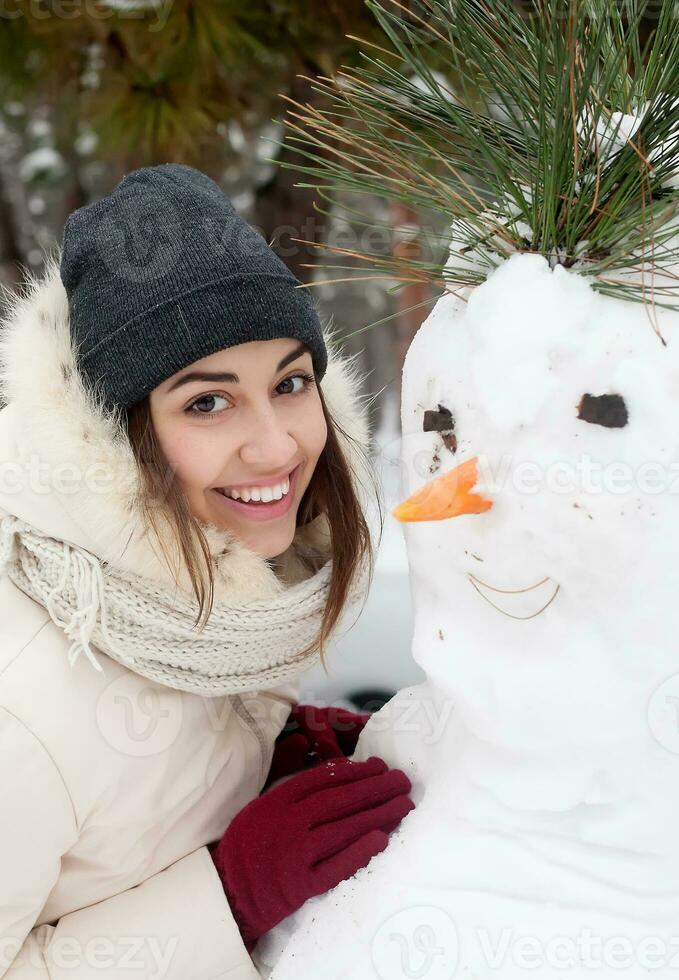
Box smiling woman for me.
[0,162,415,979]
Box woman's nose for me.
[239,403,298,470]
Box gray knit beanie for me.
[59,162,328,415]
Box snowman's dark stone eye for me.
[423,403,457,453]
[577,393,628,428]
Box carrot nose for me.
[392,456,493,522]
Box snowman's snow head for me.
[390,253,679,791]
[394,251,679,621]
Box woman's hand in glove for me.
[211,755,414,949]
[265,703,371,787]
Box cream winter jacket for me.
[0,258,370,979]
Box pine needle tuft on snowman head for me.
[282,0,679,318]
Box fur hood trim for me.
[0,252,372,603]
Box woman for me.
[0,164,414,979]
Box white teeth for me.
[220,473,293,503]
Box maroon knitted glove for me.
[265,704,372,787]
[211,756,414,948]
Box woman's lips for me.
[211,463,301,522]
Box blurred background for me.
[0,0,448,707]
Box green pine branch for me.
[277,0,679,313]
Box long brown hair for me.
[126,377,380,671]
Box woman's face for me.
[149,337,328,559]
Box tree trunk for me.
[0,166,24,288]
[390,200,427,400]
[251,72,327,285]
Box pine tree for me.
[0,1,383,282]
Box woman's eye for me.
[188,393,229,416]
[276,373,314,396]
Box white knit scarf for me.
[0,514,338,696]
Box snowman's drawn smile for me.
[467,573,560,620]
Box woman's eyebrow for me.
[166,342,308,393]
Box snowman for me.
[252,1,679,976]
[254,245,679,980]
